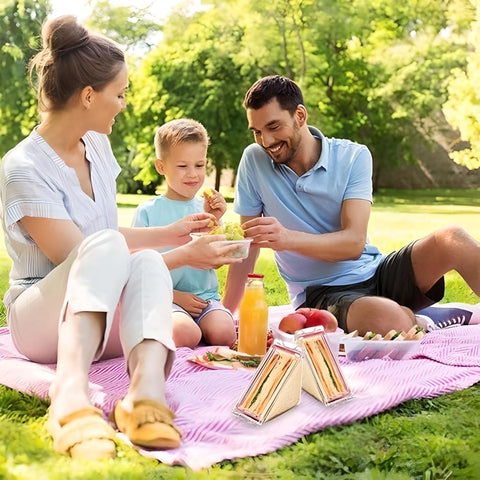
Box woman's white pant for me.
[7,229,175,369]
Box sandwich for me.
[404,325,425,341]
[189,346,262,369]
[234,342,302,423]
[296,328,351,404]
[363,331,383,341]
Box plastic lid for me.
[247,273,264,279]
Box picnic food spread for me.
[278,308,338,334]
[189,347,262,370]
[203,188,214,198]
[209,221,246,240]
[234,342,302,424]
[295,327,351,404]
[238,273,269,356]
[342,326,425,361]
[190,305,427,426]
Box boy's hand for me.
[174,291,209,318]
[203,188,227,222]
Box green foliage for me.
[0,0,49,156]
[306,0,472,186]
[2,0,478,194]
[83,1,165,194]
[85,1,162,53]
[443,0,480,169]
[128,4,254,190]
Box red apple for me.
[266,329,274,349]
[278,313,307,334]
[296,308,338,332]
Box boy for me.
[133,119,237,349]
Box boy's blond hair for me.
[154,119,210,161]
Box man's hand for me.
[240,199,370,262]
[242,216,291,251]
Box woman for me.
[0,15,241,460]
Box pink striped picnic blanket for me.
[0,305,479,470]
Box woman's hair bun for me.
[43,15,90,58]
[29,14,125,112]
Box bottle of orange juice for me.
[238,273,269,356]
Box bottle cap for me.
[247,273,264,279]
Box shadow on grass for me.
[119,189,480,209]
[374,188,480,208]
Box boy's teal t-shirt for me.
[132,195,220,301]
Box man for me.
[222,75,480,335]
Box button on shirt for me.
[233,126,384,308]
[0,129,120,307]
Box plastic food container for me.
[190,234,253,259]
[213,239,253,259]
[343,337,422,361]
[295,327,351,405]
[233,341,303,424]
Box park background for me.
[0,0,479,479]
[2,0,480,195]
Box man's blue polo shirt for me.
[233,126,384,308]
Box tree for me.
[85,1,164,193]
[91,0,476,192]
[443,0,480,169]
[3,0,472,192]
[85,0,162,54]
[0,0,49,157]
[299,0,472,186]
[129,3,254,191]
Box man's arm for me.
[243,198,371,262]
[223,199,370,312]
[222,214,261,313]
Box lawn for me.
[0,189,479,479]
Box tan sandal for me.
[48,407,116,460]
[110,399,182,449]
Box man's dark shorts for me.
[302,241,444,332]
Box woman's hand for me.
[121,212,223,252]
[169,212,219,245]
[162,234,244,270]
[203,188,227,222]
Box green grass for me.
[0,188,479,479]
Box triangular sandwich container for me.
[233,341,302,424]
[295,326,352,404]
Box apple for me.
[278,313,307,334]
[296,308,338,332]
[266,329,274,348]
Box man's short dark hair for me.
[243,75,303,114]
